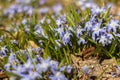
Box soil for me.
[71,54,120,80]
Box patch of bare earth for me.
[71,52,120,80]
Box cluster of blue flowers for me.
[76,0,115,10]
[3,0,62,18]
[4,5,34,17]
[1,47,72,80]
[76,0,97,10]
[16,0,48,5]
[29,7,120,47]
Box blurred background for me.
[0,0,120,30]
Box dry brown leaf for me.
[71,54,81,69]
[13,30,23,39]
[101,58,117,66]
[82,47,95,59]
[28,41,39,48]
[0,72,8,79]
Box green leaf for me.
[67,16,75,27]
[103,7,111,19]
[109,42,116,55]
[88,38,97,45]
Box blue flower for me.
[39,0,48,5]
[81,65,91,75]
[36,57,50,72]
[27,71,42,79]
[16,0,32,4]
[78,38,86,45]
[32,47,41,54]
[107,20,119,33]
[22,19,27,25]
[97,35,108,46]
[4,5,17,17]
[56,16,66,26]
[68,27,74,32]
[115,33,120,42]
[106,33,114,44]
[39,7,49,14]
[50,60,59,73]
[20,77,30,80]
[4,63,11,72]
[10,40,18,45]
[85,21,93,32]
[8,53,20,69]
[12,65,26,77]
[49,71,67,80]
[34,25,47,38]
[60,66,66,72]
[76,26,85,38]
[23,59,34,70]
[52,4,62,14]
[8,53,18,63]
[92,21,102,40]
[0,46,8,57]
[77,0,97,10]
[91,7,105,15]
[55,39,62,48]
[26,7,34,16]
[66,65,72,73]
[117,66,120,75]
[62,31,72,46]
[4,53,20,72]
[55,27,65,37]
